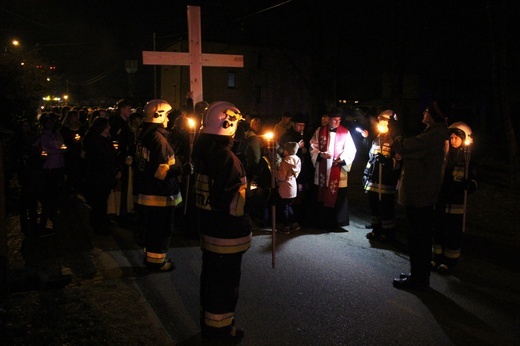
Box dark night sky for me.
[1,0,518,104]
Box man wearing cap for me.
[273,111,293,143]
[392,101,449,290]
[278,112,313,225]
[310,109,357,230]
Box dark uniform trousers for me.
[141,205,175,256]
[200,250,244,336]
[405,205,435,285]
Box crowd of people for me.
[10,97,478,342]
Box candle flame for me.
[377,124,388,134]
[187,117,195,129]
[264,132,274,141]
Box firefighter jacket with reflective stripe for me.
[437,146,477,214]
[363,132,401,194]
[134,123,182,207]
[193,134,252,254]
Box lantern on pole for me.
[449,121,474,233]
[376,122,389,201]
[264,131,277,268]
[462,139,472,233]
[183,117,196,215]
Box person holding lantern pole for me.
[362,110,402,242]
[432,121,477,275]
[133,99,182,272]
[192,101,251,342]
[391,101,449,291]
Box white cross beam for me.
[142,6,244,104]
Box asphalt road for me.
[108,215,519,345]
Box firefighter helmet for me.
[143,99,172,124]
[449,121,473,145]
[201,101,242,136]
[377,110,395,121]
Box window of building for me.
[228,71,237,88]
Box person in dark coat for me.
[14,118,41,236]
[109,99,133,219]
[82,117,121,236]
[60,109,83,196]
[277,112,313,226]
[392,101,450,290]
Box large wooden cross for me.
[142,6,244,104]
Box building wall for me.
[159,41,312,121]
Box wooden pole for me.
[378,135,382,201]
[0,140,8,294]
[462,144,472,232]
[183,119,196,215]
[268,137,277,268]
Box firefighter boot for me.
[437,257,458,276]
[144,251,176,273]
[431,254,444,272]
[379,228,396,242]
[366,223,382,240]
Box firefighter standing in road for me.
[192,101,251,342]
[133,99,182,272]
[432,121,477,275]
[363,110,402,242]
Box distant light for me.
[12,40,19,46]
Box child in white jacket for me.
[276,142,301,234]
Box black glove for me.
[388,118,403,140]
[375,153,392,166]
[183,162,194,175]
[463,178,477,194]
